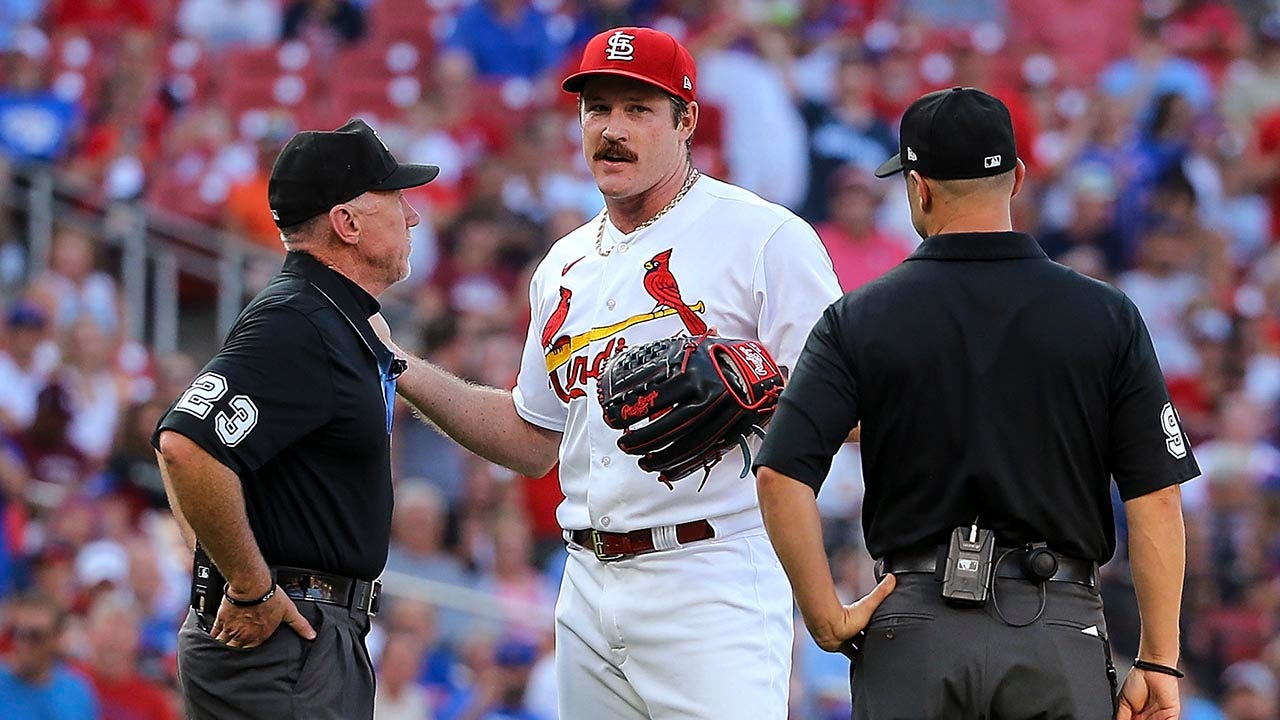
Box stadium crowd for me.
[1,0,1280,718]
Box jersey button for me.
[601,516,611,527]
[601,456,612,467]
[607,299,616,310]
[618,243,629,253]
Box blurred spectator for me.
[9,382,91,500]
[223,123,293,252]
[1008,0,1138,83]
[0,301,59,434]
[1119,222,1205,380]
[476,514,553,645]
[74,591,177,720]
[32,227,121,335]
[380,597,462,713]
[61,319,123,462]
[1184,394,1280,514]
[430,212,521,319]
[0,31,80,163]
[393,318,469,505]
[814,166,910,292]
[1254,104,1280,244]
[1039,164,1126,273]
[383,481,475,645]
[177,0,282,49]
[1108,92,1196,259]
[1222,660,1279,720]
[105,400,168,509]
[798,48,896,222]
[282,0,365,47]
[442,0,565,81]
[1099,17,1214,119]
[1162,0,1247,83]
[501,114,601,226]
[697,13,810,208]
[458,638,542,720]
[0,591,98,718]
[1221,12,1280,127]
[374,632,435,720]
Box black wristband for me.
[223,583,276,607]
[1133,659,1185,678]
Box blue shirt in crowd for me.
[0,662,99,720]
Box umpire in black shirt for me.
[755,88,1199,720]
[152,118,437,720]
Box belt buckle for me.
[591,530,625,561]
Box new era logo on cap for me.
[605,30,636,61]
[683,76,692,90]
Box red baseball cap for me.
[562,27,696,103]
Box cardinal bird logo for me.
[541,287,572,351]
[643,249,707,336]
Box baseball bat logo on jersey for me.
[541,248,708,403]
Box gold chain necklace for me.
[595,168,701,257]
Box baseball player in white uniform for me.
[377,26,892,719]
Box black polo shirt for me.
[153,251,397,581]
[755,231,1200,564]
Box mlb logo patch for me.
[984,154,1002,168]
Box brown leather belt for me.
[570,520,716,561]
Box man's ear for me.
[909,170,932,212]
[682,100,700,144]
[1011,158,1027,199]
[329,203,360,246]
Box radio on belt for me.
[942,519,995,605]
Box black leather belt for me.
[273,566,381,617]
[876,545,1099,590]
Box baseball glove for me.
[597,333,786,489]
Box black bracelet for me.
[1133,659,1185,678]
[223,583,276,607]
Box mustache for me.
[593,141,637,162]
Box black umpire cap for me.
[268,118,440,228]
[875,87,1017,180]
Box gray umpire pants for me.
[852,574,1118,720]
[177,601,374,720]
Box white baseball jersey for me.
[513,175,841,532]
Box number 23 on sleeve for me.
[175,372,260,446]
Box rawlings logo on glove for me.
[596,332,785,489]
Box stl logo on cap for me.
[605,30,636,61]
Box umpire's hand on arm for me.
[369,313,561,478]
[756,466,895,653]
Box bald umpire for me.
[755,88,1199,720]
[153,119,436,720]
